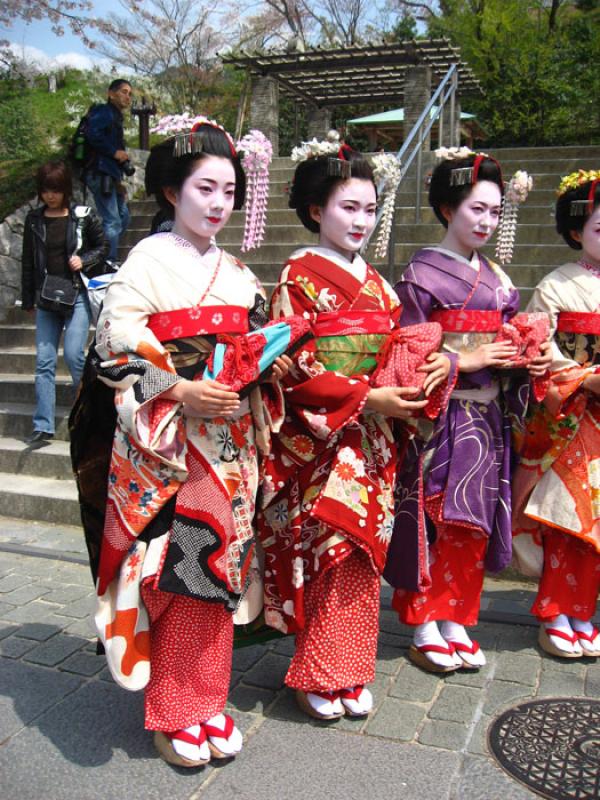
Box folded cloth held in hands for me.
[204,315,312,397]
[494,312,550,401]
[371,321,447,419]
[495,312,550,366]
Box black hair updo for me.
[289,147,376,233]
[555,178,600,250]
[145,123,246,213]
[429,154,504,228]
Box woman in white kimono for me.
[513,170,600,658]
[85,120,292,767]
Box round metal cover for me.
[488,698,600,800]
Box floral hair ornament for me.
[149,114,237,158]
[434,147,501,188]
[495,170,533,265]
[291,130,351,178]
[372,153,402,259]
[236,129,272,252]
[558,170,600,217]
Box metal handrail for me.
[367,62,460,283]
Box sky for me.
[2,2,124,70]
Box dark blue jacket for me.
[86,101,126,180]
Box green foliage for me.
[427,0,600,147]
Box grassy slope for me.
[0,69,134,221]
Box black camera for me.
[122,159,136,177]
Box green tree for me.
[423,0,600,146]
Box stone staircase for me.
[1,144,598,532]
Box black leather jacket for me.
[21,204,109,310]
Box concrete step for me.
[0,515,87,559]
[0,348,70,376]
[0,470,80,526]
[0,374,74,406]
[0,436,73,479]
[0,402,71,440]
[0,324,37,348]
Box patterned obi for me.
[429,309,502,333]
[312,309,394,376]
[429,309,502,357]
[555,312,600,366]
[147,304,249,379]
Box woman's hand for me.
[527,340,552,378]
[69,255,83,272]
[163,378,240,417]
[583,372,600,396]
[419,353,451,396]
[269,355,293,383]
[365,386,429,419]
[458,342,518,373]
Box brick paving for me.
[0,520,597,800]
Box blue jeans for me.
[86,173,129,260]
[33,293,91,435]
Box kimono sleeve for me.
[527,278,593,417]
[94,252,185,469]
[270,275,370,439]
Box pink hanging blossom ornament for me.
[236,130,272,252]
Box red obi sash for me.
[147,304,249,342]
[556,312,600,335]
[429,309,502,333]
[313,310,394,338]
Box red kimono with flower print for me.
[258,248,401,634]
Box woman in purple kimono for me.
[384,151,551,673]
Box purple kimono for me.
[383,247,530,592]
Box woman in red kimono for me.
[259,138,450,720]
[512,171,600,658]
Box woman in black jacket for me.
[21,160,108,445]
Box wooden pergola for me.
[223,39,481,109]
[222,39,481,155]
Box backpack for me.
[68,103,101,176]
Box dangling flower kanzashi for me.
[237,130,272,252]
[495,170,533,265]
[372,153,402,260]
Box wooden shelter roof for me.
[222,39,482,108]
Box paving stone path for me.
[1,517,598,800]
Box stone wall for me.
[0,148,147,320]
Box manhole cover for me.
[488,698,600,800]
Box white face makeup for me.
[574,205,600,265]
[170,156,236,254]
[441,180,503,258]
[312,178,377,260]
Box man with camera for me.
[85,79,135,261]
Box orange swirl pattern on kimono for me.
[259,249,401,634]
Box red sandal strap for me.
[165,727,207,746]
[339,686,364,701]
[307,689,340,701]
[203,714,234,740]
[447,639,481,655]
[415,642,456,656]
[545,627,578,644]
[576,627,599,643]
